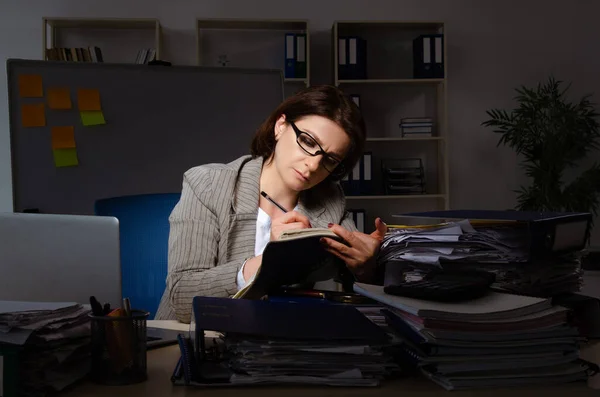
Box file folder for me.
[413,35,434,79]
[347,36,367,79]
[349,209,366,233]
[338,37,348,80]
[395,209,592,257]
[284,33,296,79]
[360,152,373,194]
[295,34,307,79]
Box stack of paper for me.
[0,301,91,397]
[224,336,399,386]
[354,283,593,390]
[379,221,583,297]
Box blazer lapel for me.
[226,156,263,262]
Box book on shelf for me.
[45,46,104,62]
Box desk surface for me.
[63,345,597,397]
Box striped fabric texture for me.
[154,155,357,323]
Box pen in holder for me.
[89,305,149,385]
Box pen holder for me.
[89,309,149,385]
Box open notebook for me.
[233,228,345,299]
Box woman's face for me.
[272,114,350,192]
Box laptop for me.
[0,212,123,308]
[0,211,181,347]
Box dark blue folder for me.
[191,296,388,343]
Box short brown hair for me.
[250,85,366,181]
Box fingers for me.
[327,223,354,243]
[275,211,311,228]
[370,217,388,241]
[320,237,352,259]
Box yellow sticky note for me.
[21,103,46,127]
[47,87,72,109]
[51,126,76,149]
[53,148,79,167]
[77,89,101,111]
[80,111,106,126]
[18,74,43,97]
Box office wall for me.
[1,0,600,244]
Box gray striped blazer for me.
[154,154,357,323]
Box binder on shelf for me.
[350,94,360,108]
[360,152,373,194]
[396,209,593,258]
[348,209,366,233]
[347,36,367,80]
[413,34,443,79]
[295,33,307,79]
[337,37,348,80]
[284,33,296,79]
[350,156,362,194]
[433,35,444,78]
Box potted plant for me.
[481,76,600,223]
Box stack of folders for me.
[353,283,596,390]
[0,301,91,397]
[175,296,402,387]
[381,158,426,195]
[399,117,433,138]
[380,210,589,297]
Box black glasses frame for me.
[289,121,346,176]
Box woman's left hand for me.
[320,217,387,281]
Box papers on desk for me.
[0,301,91,397]
[379,221,584,297]
[354,283,594,390]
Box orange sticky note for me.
[77,89,101,111]
[51,126,76,149]
[21,103,46,127]
[18,74,43,97]
[47,87,72,109]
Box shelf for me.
[366,137,442,142]
[284,78,309,84]
[337,78,444,85]
[334,20,444,30]
[196,18,309,85]
[345,194,446,200]
[197,18,307,31]
[44,18,159,30]
[43,17,162,62]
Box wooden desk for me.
[64,345,597,397]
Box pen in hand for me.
[260,191,288,213]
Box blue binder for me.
[284,33,296,78]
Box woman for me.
[155,85,387,323]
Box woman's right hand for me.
[270,211,312,241]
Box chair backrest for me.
[94,193,181,319]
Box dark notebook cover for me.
[191,296,388,343]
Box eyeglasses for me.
[289,121,346,176]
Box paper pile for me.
[354,283,594,390]
[379,221,583,297]
[0,301,91,396]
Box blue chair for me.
[94,193,181,319]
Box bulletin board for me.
[7,59,284,215]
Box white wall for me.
[2,0,600,243]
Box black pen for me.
[260,191,288,213]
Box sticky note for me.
[51,126,76,149]
[53,148,79,167]
[18,74,43,97]
[77,89,101,111]
[80,111,106,126]
[21,103,46,127]
[47,87,72,109]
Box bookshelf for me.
[43,17,162,63]
[332,20,450,226]
[196,18,309,97]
